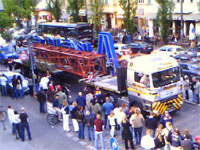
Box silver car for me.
[0,71,29,94]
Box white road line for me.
[78,141,87,146]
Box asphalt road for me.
[0,65,200,150]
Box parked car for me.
[153,45,185,57]
[0,45,18,63]
[178,57,200,80]
[129,42,153,54]
[0,71,30,95]
[114,43,130,56]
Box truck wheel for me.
[106,93,118,105]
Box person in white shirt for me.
[108,111,116,137]
[194,79,200,104]
[116,107,126,138]
[0,74,8,96]
[13,110,21,139]
[39,76,49,91]
[7,105,15,134]
[141,129,155,150]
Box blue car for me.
[0,45,18,63]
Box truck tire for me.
[105,92,118,105]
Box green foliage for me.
[90,0,104,34]
[67,0,84,23]
[119,0,137,34]
[2,0,36,27]
[47,0,62,22]
[156,0,174,44]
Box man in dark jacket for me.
[37,87,46,113]
[19,107,32,141]
[181,135,195,150]
[76,92,86,110]
[145,111,158,137]
[84,111,94,141]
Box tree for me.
[0,12,13,32]
[47,0,62,22]
[66,0,84,23]
[90,0,104,35]
[119,0,137,34]
[156,0,174,44]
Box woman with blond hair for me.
[108,111,116,137]
[71,101,79,132]
[122,115,135,150]
[61,100,70,132]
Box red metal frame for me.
[31,43,106,78]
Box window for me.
[167,48,173,52]
[159,47,167,51]
[181,64,189,70]
[134,72,150,87]
[138,0,144,3]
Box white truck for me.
[83,54,183,115]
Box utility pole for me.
[180,0,184,43]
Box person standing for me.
[76,106,85,139]
[162,122,173,150]
[90,99,101,119]
[85,91,93,111]
[7,106,15,135]
[122,115,135,150]
[117,107,126,138]
[194,79,200,104]
[19,107,32,141]
[181,135,195,150]
[85,111,94,141]
[108,111,116,137]
[0,74,8,96]
[13,111,21,139]
[94,114,105,150]
[190,77,197,103]
[160,111,173,128]
[56,85,67,108]
[129,107,145,145]
[37,87,46,113]
[184,75,190,101]
[145,111,158,137]
[61,100,70,132]
[11,75,18,99]
[71,101,79,132]
[170,128,182,150]
[102,97,114,129]
[76,92,86,110]
[16,76,24,99]
[141,129,155,150]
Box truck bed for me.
[85,75,125,94]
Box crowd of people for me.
[34,72,200,150]
[1,70,199,149]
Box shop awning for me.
[173,14,200,21]
[0,0,4,11]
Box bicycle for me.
[0,106,7,130]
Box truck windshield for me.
[152,67,180,88]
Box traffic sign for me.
[19,51,28,61]
[109,137,118,150]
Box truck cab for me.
[127,55,183,115]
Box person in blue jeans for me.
[76,106,85,139]
[94,114,105,150]
[102,97,114,129]
[16,76,24,99]
[84,111,94,141]
[0,74,8,96]
[19,107,32,141]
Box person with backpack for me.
[162,122,173,150]
[154,131,165,150]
